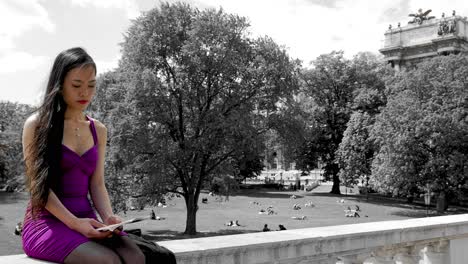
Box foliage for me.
[336,111,374,187]
[266,92,313,171]
[0,101,33,187]
[371,55,468,201]
[210,174,239,201]
[95,3,300,234]
[299,51,357,194]
[336,52,392,188]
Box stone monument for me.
[380,9,468,70]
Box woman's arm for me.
[89,120,118,224]
[45,189,110,238]
[22,115,110,239]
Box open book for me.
[96,216,151,232]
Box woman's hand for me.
[104,214,123,225]
[70,218,113,239]
[104,214,123,233]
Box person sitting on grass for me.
[14,221,23,236]
[345,207,360,217]
[278,224,287,231]
[262,224,270,232]
[291,215,307,220]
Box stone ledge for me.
[2,214,468,264]
[0,254,54,263]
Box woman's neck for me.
[64,109,86,122]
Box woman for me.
[21,47,145,264]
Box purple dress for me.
[22,116,124,263]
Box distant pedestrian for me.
[263,224,270,232]
[278,224,287,230]
[14,221,23,236]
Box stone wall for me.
[3,214,468,264]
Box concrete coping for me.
[2,214,468,263]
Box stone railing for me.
[3,214,468,264]
[162,214,468,264]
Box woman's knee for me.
[64,242,122,264]
[93,252,122,264]
[120,246,145,264]
[133,249,146,264]
[113,236,145,264]
[66,252,121,264]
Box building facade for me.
[380,10,468,70]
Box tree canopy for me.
[336,52,391,189]
[95,3,300,234]
[0,101,33,187]
[371,55,468,201]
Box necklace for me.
[74,127,81,137]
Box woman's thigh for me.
[64,240,122,264]
[110,236,145,264]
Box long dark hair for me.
[26,47,96,216]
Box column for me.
[392,245,419,264]
[419,240,449,264]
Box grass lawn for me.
[1,183,467,256]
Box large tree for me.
[336,52,391,189]
[371,55,468,209]
[100,3,299,234]
[300,51,357,194]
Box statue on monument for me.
[438,10,457,36]
[408,8,435,25]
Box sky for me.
[1,0,467,106]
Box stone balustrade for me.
[162,214,468,264]
[2,214,468,264]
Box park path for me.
[0,192,28,256]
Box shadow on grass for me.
[0,192,28,205]
[230,189,304,199]
[313,193,429,210]
[306,192,468,216]
[390,210,439,218]
[143,229,260,241]
[391,207,468,218]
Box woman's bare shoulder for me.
[88,116,107,138]
[23,113,39,130]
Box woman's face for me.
[61,65,96,111]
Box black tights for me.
[64,236,145,264]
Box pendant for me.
[75,127,80,137]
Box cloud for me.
[379,0,412,24]
[0,0,55,53]
[71,0,140,19]
[331,35,343,42]
[95,54,121,74]
[0,51,49,74]
[302,0,342,9]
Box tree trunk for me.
[329,164,341,195]
[330,174,341,194]
[436,191,448,213]
[184,194,198,235]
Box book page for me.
[96,216,151,232]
